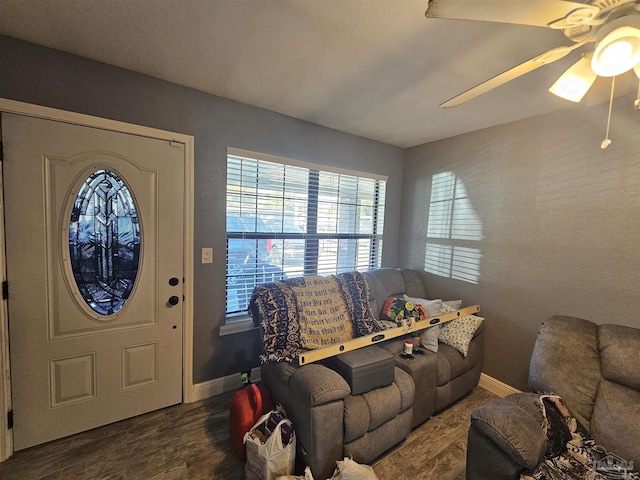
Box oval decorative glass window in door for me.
[69,169,141,316]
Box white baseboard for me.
[478,373,521,398]
[191,370,519,403]
[189,366,262,403]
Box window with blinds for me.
[226,150,386,315]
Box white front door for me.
[2,113,184,450]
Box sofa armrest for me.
[262,362,350,479]
[470,393,547,471]
[290,364,351,407]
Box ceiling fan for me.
[425,0,640,108]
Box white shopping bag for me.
[329,457,378,480]
[276,466,315,480]
[244,410,296,480]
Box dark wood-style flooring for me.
[0,386,497,480]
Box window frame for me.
[221,147,387,332]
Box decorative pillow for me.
[402,295,442,352]
[437,303,483,357]
[419,327,439,353]
[381,296,425,325]
[443,299,462,310]
[403,295,443,317]
[291,276,354,349]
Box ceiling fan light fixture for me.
[592,26,640,76]
[549,54,597,102]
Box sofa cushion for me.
[343,409,413,466]
[590,379,640,470]
[593,323,640,469]
[470,393,547,470]
[344,383,401,442]
[366,268,406,301]
[599,324,640,392]
[528,315,601,431]
[362,272,386,321]
[399,269,429,298]
[437,344,465,385]
[364,268,425,319]
[436,346,451,387]
[435,330,483,388]
[343,367,413,443]
[343,394,370,443]
[363,381,402,431]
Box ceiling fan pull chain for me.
[601,76,616,149]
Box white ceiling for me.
[0,0,591,148]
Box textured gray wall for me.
[5,33,638,393]
[402,100,640,390]
[0,35,404,384]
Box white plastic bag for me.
[329,457,379,480]
[276,466,315,480]
[244,410,296,480]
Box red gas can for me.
[229,383,275,460]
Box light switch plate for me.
[201,247,213,264]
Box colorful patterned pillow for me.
[381,297,425,325]
[403,294,443,317]
[437,303,483,357]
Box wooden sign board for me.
[297,305,480,365]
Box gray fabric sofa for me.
[466,315,640,480]
[260,268,484,479]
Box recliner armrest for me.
[470,393,547,470]
[290,364,351,407]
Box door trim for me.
[0,98,196,462]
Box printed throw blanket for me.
[521,395,639,480]
[249,271,381,363]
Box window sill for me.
[219,315,258,336]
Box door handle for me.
[168,296,180,306]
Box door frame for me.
[0,98,196,462]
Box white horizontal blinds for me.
[315,170,384,274]
[226,151,386,315]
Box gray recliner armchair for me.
[466,315,640,480]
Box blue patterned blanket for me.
[249,271,382,363]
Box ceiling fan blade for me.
[440,41,587,108]
[425,0,600,28]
